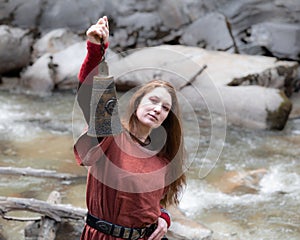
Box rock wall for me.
[1,0,300,60]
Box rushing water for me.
[0,90,300,240]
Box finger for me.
[103,15,108,25]
[102,26,109,36]
[96,17,105,25]
[104,18,109,29]
[148,229,163,240]
[97,16,108,27]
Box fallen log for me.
[0,196,86,222]
[0,166,85,180]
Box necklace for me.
[129,132,151,146]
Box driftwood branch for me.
[38,191,62,240]
[0,167,85,180]
[0,196,86,222]
[2,215,40,222]
[177,64,207,90]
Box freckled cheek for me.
[136,106,150,120]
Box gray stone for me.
[53,42,89,90]
[248,22,300,61]
[21,41,87,93]
[32,28,83,60]
[167,205,213,240]
[20,53,54,93]
[1,0,300,61]
[180,12,235,51]
[0,25,33,74]
[221,0,300,59]
[158,0,190,29]
[12,0,42,28]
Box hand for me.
[86,16,109,45]
[148,217,168,240]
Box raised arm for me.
[77,16,109,124]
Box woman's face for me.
[136,87,172,130]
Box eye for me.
[162,105,170,112]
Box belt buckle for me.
[96,220,112,234]
[131,229,142,240]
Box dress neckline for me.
[128,131,151,147]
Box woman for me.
[74,16,186,240]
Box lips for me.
[147,113,158,121]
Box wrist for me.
[160,208,171,228]
[86,40,109,59]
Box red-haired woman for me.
[74,16,186,240]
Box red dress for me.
[74,41,170,239]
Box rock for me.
[247,22,300,61]
[2,0,300,61]
[289,91,300,119]
[167,205,213,240]
[213,169,268,194]
[221,0,300,60]
[180,12,235,52]
[21,40,120,93]
[20,53,54,93]
[115,11,162,48]
[158,0,190,29]
[0,0,116,33]
[21,41,87,93]
[0,0,43,28]
[0,25,33,74]
[181,84,292,130]
[229,64,299,97]
[39,0,102,32]
[112,45,295,129]
[50,41,87,90]
[32,28,83,60]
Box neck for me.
[131,124,151,143]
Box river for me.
[0,90,299,239]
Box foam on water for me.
[260,164,300,195]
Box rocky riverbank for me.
[1,0,300,129]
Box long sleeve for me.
[77,41,108,124]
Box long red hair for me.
[122,80,186,206]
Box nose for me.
[153,104,162,113]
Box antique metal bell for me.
[87,51,123,137]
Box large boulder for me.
[221,0,300,60]
[246,22,300,61]
[32,28,83,60]
[20,53,54,94]
[180,12,235,52]
[0,25,33,74]
[21,41,87,93]
[110,45,296,130]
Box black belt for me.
[86,212,156,240]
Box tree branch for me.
[0,167,85,180]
